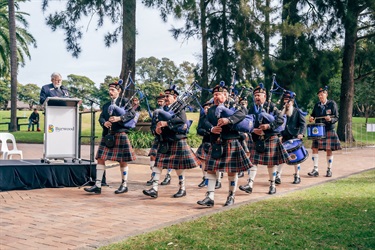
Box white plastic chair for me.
[0,133,23,160]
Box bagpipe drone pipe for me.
[255,76,287,133]
[268,73,308,121]
[107,73,141,129]
[255,74,308,133]
[152,82,202,134]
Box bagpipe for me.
[152,81,202,134]
[256,106,286,133]
[270,74,308,117]
[255,75,287,133]
[107,72,141,129]
[215,104,255,133]
[214,74,255,133]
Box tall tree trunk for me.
[263,0,271,88]
[200,0,209,103]
[8,0,18,132]
[120,0,136,98]
[221,0,230,83]
[337,4,358,142]
[279,0,298,90]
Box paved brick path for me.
[0,144,374,249]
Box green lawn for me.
[0,110,201,146]
[100,169,375,249]
[0,110,104,144]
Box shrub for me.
[187,133,202,148]
[127,131,154,148]
[127,130,202,148]
[138,110,152,122]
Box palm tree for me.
[0,0,36,78]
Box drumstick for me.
[312,115,335,120]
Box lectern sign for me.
[43,97,81,161]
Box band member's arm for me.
[150,111,158,135]
[202,114,214,131]
[39,87,48,105]
[156,110,186,133]
[166,111,186,131]
[226,106,247,125]
[98,111,107,127]
[309,104,319,122]
[197,114,209,136]
[298,111,307,136]
[120,108,136,125]
[268,107,284,131]
[327,101,339,124]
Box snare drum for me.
[307,123,326,140]
[282,139,309,165]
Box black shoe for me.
[239,184,252,194]
[224,194,235,206]
[173,189,186,198]
[238,171,244,178]
[215,180,222,189]
[268,185,276,195]
[84,185,101,194]
[114,185,128,194]
[326,169,332,177]
[275,176,281,184]
[146,177,154,186]
[293,175,301,184]
[198,177,206,188]
[160,174,171,185]
[197,196,214,207]
[308,169,319,177]
[143,188,158,198]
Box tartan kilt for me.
[312,129,341,151]
[249,135,291,166]
[196,142,210,161]
[96,132,136,162]
[155,139,200,170]
[148,138,159,157]
[206,139,253,173]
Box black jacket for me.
[281,108,306,140]
[99,98,136,136]
[29,112,39,123]
[197,112,210,143]
[40,83,70,105]
[248,102,284,141]
[203,104,247,142]
[311,100,339,131]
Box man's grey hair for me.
[51,72,62,80]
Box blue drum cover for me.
[282,139,309,165]
[307,123,326,139]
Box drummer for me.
[308,86,341,177]
[275,91,306,185]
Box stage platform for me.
[0,159,96,191]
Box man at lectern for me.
[39,72,70,105]
[84,80,137,195]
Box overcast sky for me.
[17,0,201,87]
